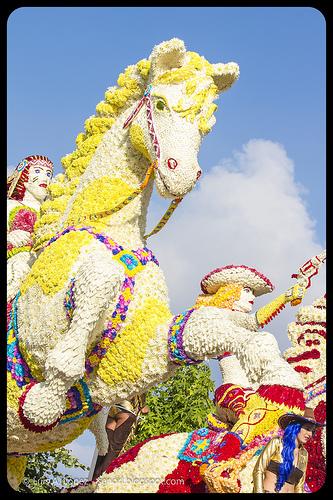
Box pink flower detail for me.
[12,209,37,233]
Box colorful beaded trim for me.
[60,378,101,425]
[7,292,34,388]
[168,308,202,366]
[85,275,136,377]
[46,225,159,271]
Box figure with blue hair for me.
[253,407,325,493]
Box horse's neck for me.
[61,108,153,249]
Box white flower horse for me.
[7,38,241,487]
[7,38,304,489]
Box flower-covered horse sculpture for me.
[7,38,311,490]
[7,38,242,487]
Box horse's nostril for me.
[167,158,178,170]
[196,170,202,180]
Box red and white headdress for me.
[7,155,53,201]
[200,264,274,297]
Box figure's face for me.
[24,163,53,202]
[232,287,255,313]
[297,424,315,445]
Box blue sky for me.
[7,6,325,239]
[7,6,326,482]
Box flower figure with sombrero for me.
[197,263,306,326]
[253,406,325,493]
[186,263,307,435]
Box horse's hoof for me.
[18,381,65,432]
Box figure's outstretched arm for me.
[255,284,306,328]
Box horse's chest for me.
[94,267,171,387]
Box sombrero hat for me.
[200,265,274,297]
[278,406,325,430]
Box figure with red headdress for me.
[7,155,53,301]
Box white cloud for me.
[147,139,326,357]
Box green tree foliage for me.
[19,447,89,493]
[126,363,215,449]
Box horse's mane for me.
[34,51,220,246]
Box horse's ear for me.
[211,62,240,94]
[149,38,186,80]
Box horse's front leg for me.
[21,256,125,429]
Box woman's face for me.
[24,163,53,202]
[232,287,255,313]
[297,424,315,445]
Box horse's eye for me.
[156,100,166,111]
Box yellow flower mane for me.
[34,51,220,247]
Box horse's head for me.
[128,38,239,199]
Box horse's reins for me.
[69,84,183,241]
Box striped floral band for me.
[168,308,202,366]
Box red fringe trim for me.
[294,366,312,374]
[260,303,285,327]
[295,321,326,326]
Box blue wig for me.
[275,422,302,492]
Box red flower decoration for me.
[304,400,326,492]
[11,208,37,233]
[157,460,206,493]
[258,384,305,410]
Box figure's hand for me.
[7,229,32,247]
[285,283,306,306]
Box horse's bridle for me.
[71,84,185,240]
[123,84,160,161]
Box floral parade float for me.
[64,255,326,493]
[6,36,326,493]
[8,38,244,488]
